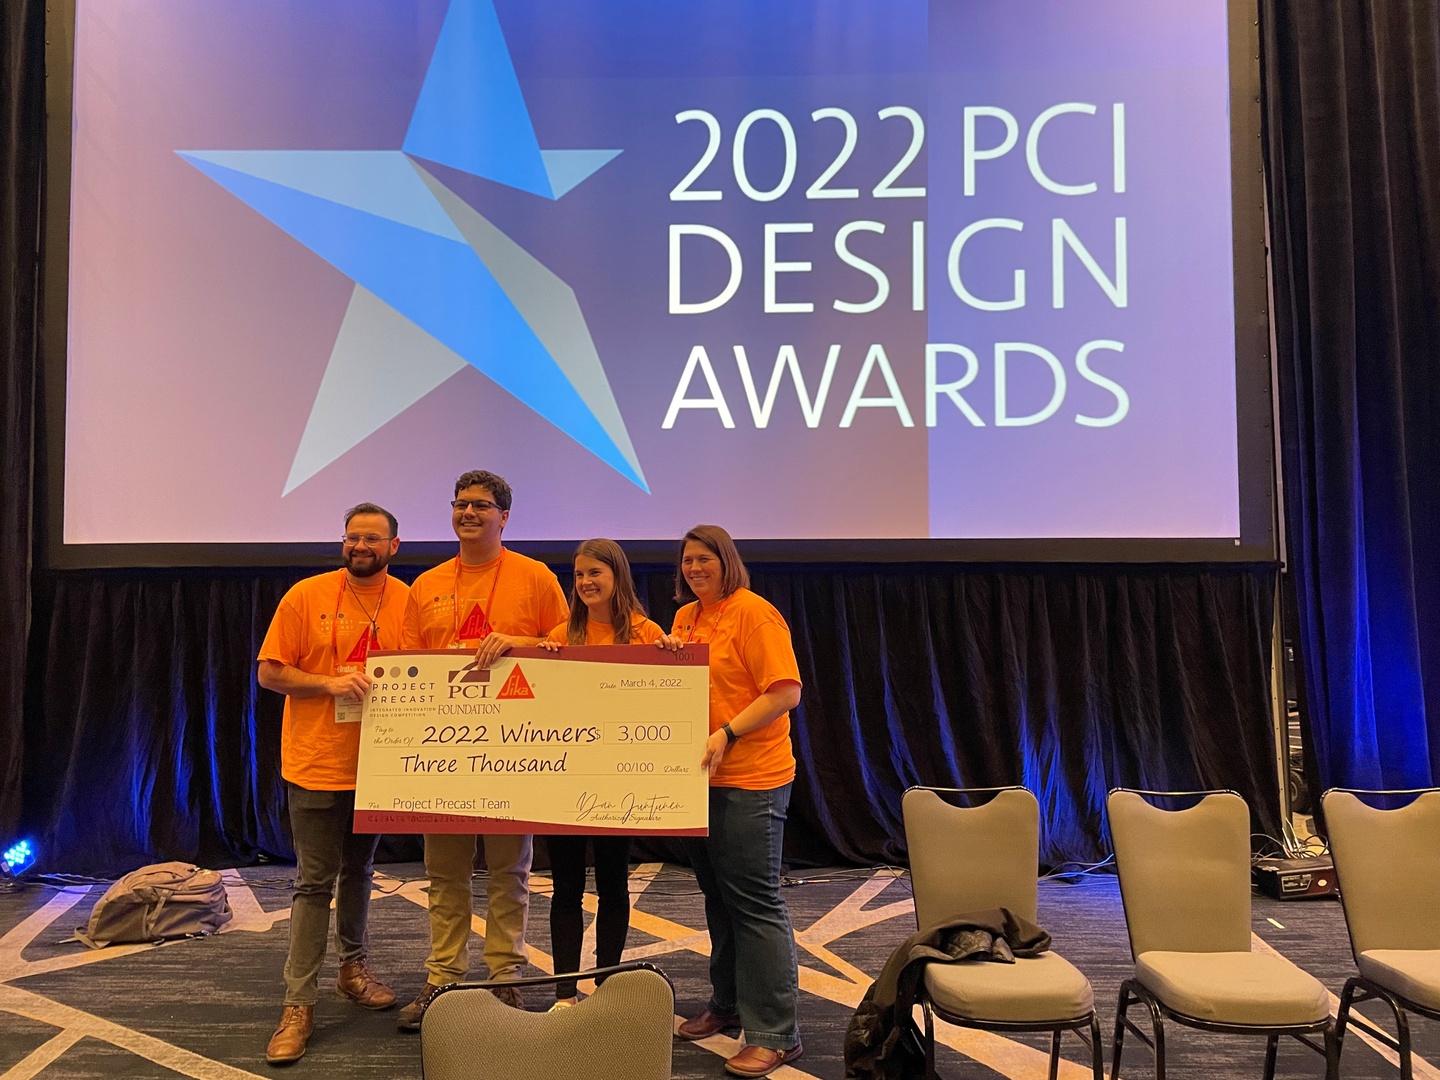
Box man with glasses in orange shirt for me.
[397,470,568,1029]
[257,503,409,1064]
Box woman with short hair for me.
[659,524,804,1078]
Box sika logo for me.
[344,625,373,664]
[496,665,535,700]
[178,0,647,495]
[456,603,492,641]
[447,662,490,700]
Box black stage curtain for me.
[1263,2,1440,793]
[17,563,1282,877]
[0,0,43,838]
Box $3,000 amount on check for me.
[352,645,710,836]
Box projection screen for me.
[46,0,1274,565]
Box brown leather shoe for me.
[724,1043,804,1078]
[337,959,396,1009]
[490,983,526,1010]
[265,1005,314,1065]
[397,981,446,1032]
[676,1008,741,1041]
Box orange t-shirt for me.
[258,569,410,791]
[403,548,568,649]
[544,610,665,646]
[671,587,801,790]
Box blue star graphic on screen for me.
[177,0,645,493]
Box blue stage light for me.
[0,839,36,891]
[3,840,33,871]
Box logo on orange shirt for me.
[457,602,492,640]
[496,665,535,700]
[344,625,373,664]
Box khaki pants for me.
[423,833,533,984]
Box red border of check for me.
[357,644,711,836]
[365,644,709,665]
[352,811,705,836]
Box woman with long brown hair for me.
[659,525,804,1078]
[539,539,663,1009]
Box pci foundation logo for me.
[178,0,647,494]
[447,661,491,700]
[444,660,534,700]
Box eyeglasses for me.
[342,533,391,546]
[451,499,501,513]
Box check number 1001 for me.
[605,723,691,744]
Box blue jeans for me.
[684,783,801,1052]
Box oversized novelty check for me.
[352,646,709,836]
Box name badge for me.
[335,663,364,723]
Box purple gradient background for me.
[64,0,1239,543]
[925,0,1238,538]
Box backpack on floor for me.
[75,861,233,948]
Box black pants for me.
[546,835,632,999]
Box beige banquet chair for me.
[421,963,675,1080]
[1323,787,1440,1080]
[1107,789,1337,1080]
[902,786,1102,1080]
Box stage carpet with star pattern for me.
[1,862,1436,1079]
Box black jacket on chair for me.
[843,908,1051,1080]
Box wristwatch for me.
[722,722,738,744]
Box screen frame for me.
[41,0,1276,569]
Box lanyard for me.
[682,595,731,646]
[332,570,388,668]
[452,550,506,643]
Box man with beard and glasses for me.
[256,502,410,1065]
